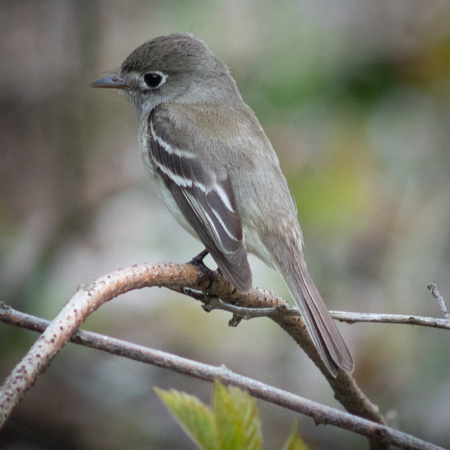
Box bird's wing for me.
[146,108,252,292]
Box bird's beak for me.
[91,75,128,89]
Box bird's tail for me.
[279,256,354,376]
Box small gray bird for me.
[92,33,354,376]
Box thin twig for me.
[428,284,450,318]
[330,311,450,330]
[0,306,444,450]
[180,285,450,329]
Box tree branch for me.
[1,262,445,447]
[428,283,450,318]
[330,311,450,330]
[0,305,443,450]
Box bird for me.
[91,33,354,376]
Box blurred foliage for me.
[1,0,450,448]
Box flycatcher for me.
[92,33,354,376]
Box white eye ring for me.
[143,71,167,89]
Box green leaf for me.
[281,422,309,450]
[154,387,219,450]
[213,381,262,450]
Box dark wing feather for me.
[148,110,252,292]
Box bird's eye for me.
[143,72,165,89]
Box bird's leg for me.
[187,249,215,289]
[188,248,209,266]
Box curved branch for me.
[0,261,424,445]
[0,306,443,450]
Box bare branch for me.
[0,261,379,435]
[179,284,450,330]
[2,263,445,447]
[428,284,450,318]
[330,311,450,330]
[0,305,444,450]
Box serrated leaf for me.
[226,385,262,450]
[282,422,309,450]
[213,381,262,450]
[213,382,243,449]
[154,387,219,450]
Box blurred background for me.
[1,0,450,448]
